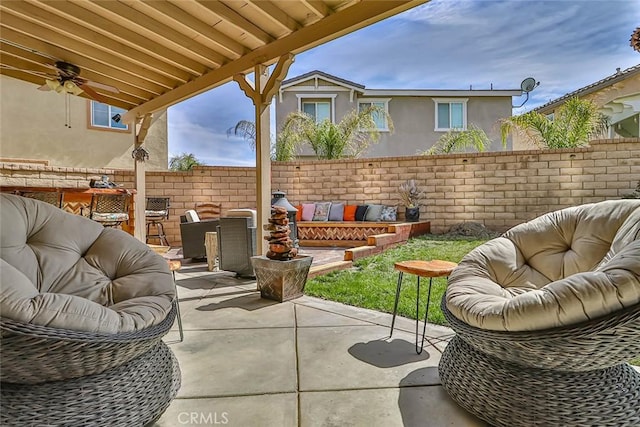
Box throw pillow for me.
[301,203,315,221]
[364,204,384,221]
[295,205,302,222]
[328,202,345,221]
[380,205,398,221]
[355,205,369,222]
[344,205,357,221]
[313,202,332,221]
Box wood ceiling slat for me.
[91,0,226,68]
[301,0,331,18]
[0,52,53,76]
[195,1,274,45]
[124,0,424,121]
[0,11,184,89]
[245,0,301,34]
[141,0,247,59]
[0,27,167,96]
[36,0,210,77]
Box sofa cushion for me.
[344,205,357,221]
[0,194,175,334]
[355,205,369,221]
[295,205,302,222]
[380,205,397,221]
[446,200,640,332]
[313,202,332,221]
[301,203,315,221]
[364,204,384,221]
[328,203,345,221]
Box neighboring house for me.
[276,70,522,158]
[517,64,640,150]
[0,75,168,170]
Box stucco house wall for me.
[0,76,168,170]
[276,71,519,158]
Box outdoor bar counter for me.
[0,186,137,236]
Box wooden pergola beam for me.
[233,55,295,255]
[302,0,331,18]
[195,1,274,45]
[140,0,247,59]
[246,0,301,34]
[123,0,422,122]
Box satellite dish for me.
[513,77,540,108]
[521,77,539,93]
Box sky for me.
[167,0,640,167]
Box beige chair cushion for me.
[0,194,175,334]
[446,200,640,331]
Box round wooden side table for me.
[390,260,458,354]
[167,259,184,342]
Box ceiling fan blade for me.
[79,83,110,104]
[84,80,120,93]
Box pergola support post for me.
[234,54,294,255]
[132,113,152,242]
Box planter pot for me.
[405,207,420,222]
[250,255,313,302]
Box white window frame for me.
[433,98,468,131]
[358,98,391,131]
[89,101,129,131]
[296,94,337,123]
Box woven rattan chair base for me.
[0,304,177,384]
[441,296,640,371]
[439,336,640,427]
[1,341,181,427]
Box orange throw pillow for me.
[343,205,357,221]
[295,205,302,222]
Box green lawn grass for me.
[305,235,488,326]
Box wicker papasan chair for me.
[439,199,640,427]
[0,194,181,426]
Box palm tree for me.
[169,153,204,171]
[423,124,492,155]
[228,119,299,161]
[227,120,256,151]
[278,105,393,159]
[500,97,609,149]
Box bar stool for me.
[167,259,184,343]
[390,260,458,354]
[89,193,130,228]
[145,197,170,246]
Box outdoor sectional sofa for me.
[295,201,430,247]
[439,199,640,427]
[0,194,181,426]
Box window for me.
[433,98,468,131]
[358,99,390,131]
[302,101,330,123]
[90,101,128,130]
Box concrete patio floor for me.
[152,263,487,427]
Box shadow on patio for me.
[152,265,486,426]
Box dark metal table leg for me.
[172,271,184,342]
[390,271,404,336]
[415,277,433,354]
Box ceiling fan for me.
[2,60,119,103]
[37,61,119,104]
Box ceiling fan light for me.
[45,79,62,92]
[64,80,84,95]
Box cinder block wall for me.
[1,138,638,244]
[272,138,639,233]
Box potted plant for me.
[398,179,424,222]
